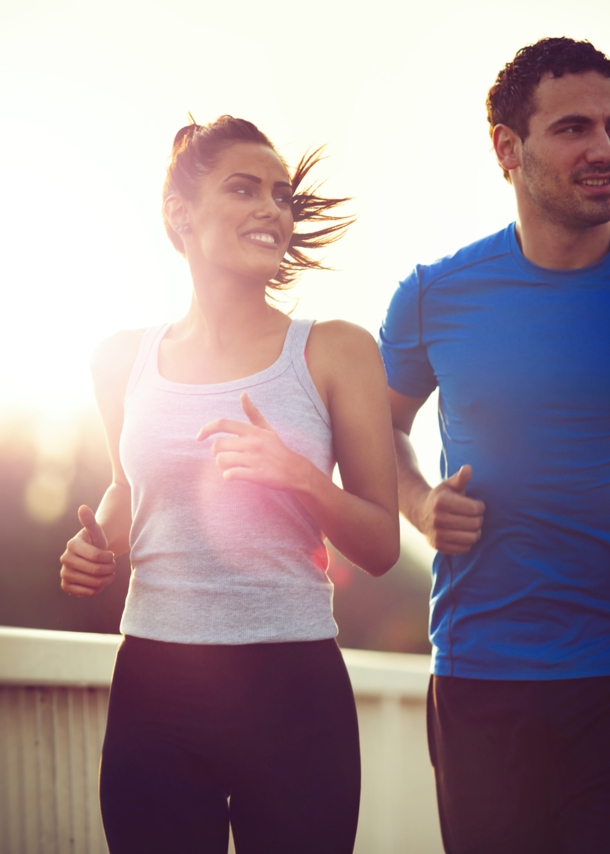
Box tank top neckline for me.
[149,318,311,396]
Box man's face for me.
[517,71,610,229]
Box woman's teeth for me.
[248,233,277,244]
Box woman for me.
[60,116,399,854]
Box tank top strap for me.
[287,318,331,428]
[286,317,315,358]
[125,324,169,401]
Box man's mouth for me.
[578,177,610,187]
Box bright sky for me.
[1,0,609,552]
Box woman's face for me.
[182,142,294,284]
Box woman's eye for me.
[275,194,293,206]
[230,185,254,196]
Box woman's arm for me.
[60,330,143,596]
[297,320,400,575]
[199,321,400,576]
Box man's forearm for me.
[393,427,432,531]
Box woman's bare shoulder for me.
[307,319,381,365]
[305,320,385,408]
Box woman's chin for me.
[237,261,282,287]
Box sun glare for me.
[1,0,608,491]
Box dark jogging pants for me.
[428,674,610,854]
[100,636,360,854]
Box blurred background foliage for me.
[0,409,431,653]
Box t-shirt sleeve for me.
[379,267,438,398]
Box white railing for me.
[0,627,443,854]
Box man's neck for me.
[515,214,610,270]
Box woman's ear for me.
[164,194,191,234]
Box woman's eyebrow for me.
[222,172,292,189]
[223,172,262,183]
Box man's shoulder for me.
[415,224,514,291]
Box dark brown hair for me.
[162,115,353,290]
[486,37,610,181]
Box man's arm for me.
[390,388,485,555]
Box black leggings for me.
[100,636,360,854]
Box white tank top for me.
[119,319,338,644]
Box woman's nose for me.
[253,194,281,219]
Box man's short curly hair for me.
[486,37,610,181]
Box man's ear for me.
[493,124,521,182]
[164,194,190,233]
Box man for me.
[379,37,610,853]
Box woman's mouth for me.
[242,230,280,248]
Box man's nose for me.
[586,123,610,163]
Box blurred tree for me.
[0,412,130,633]
[328,545,431,654]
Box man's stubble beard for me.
[521,144,610,231]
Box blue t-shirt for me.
[380,223,610,680]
